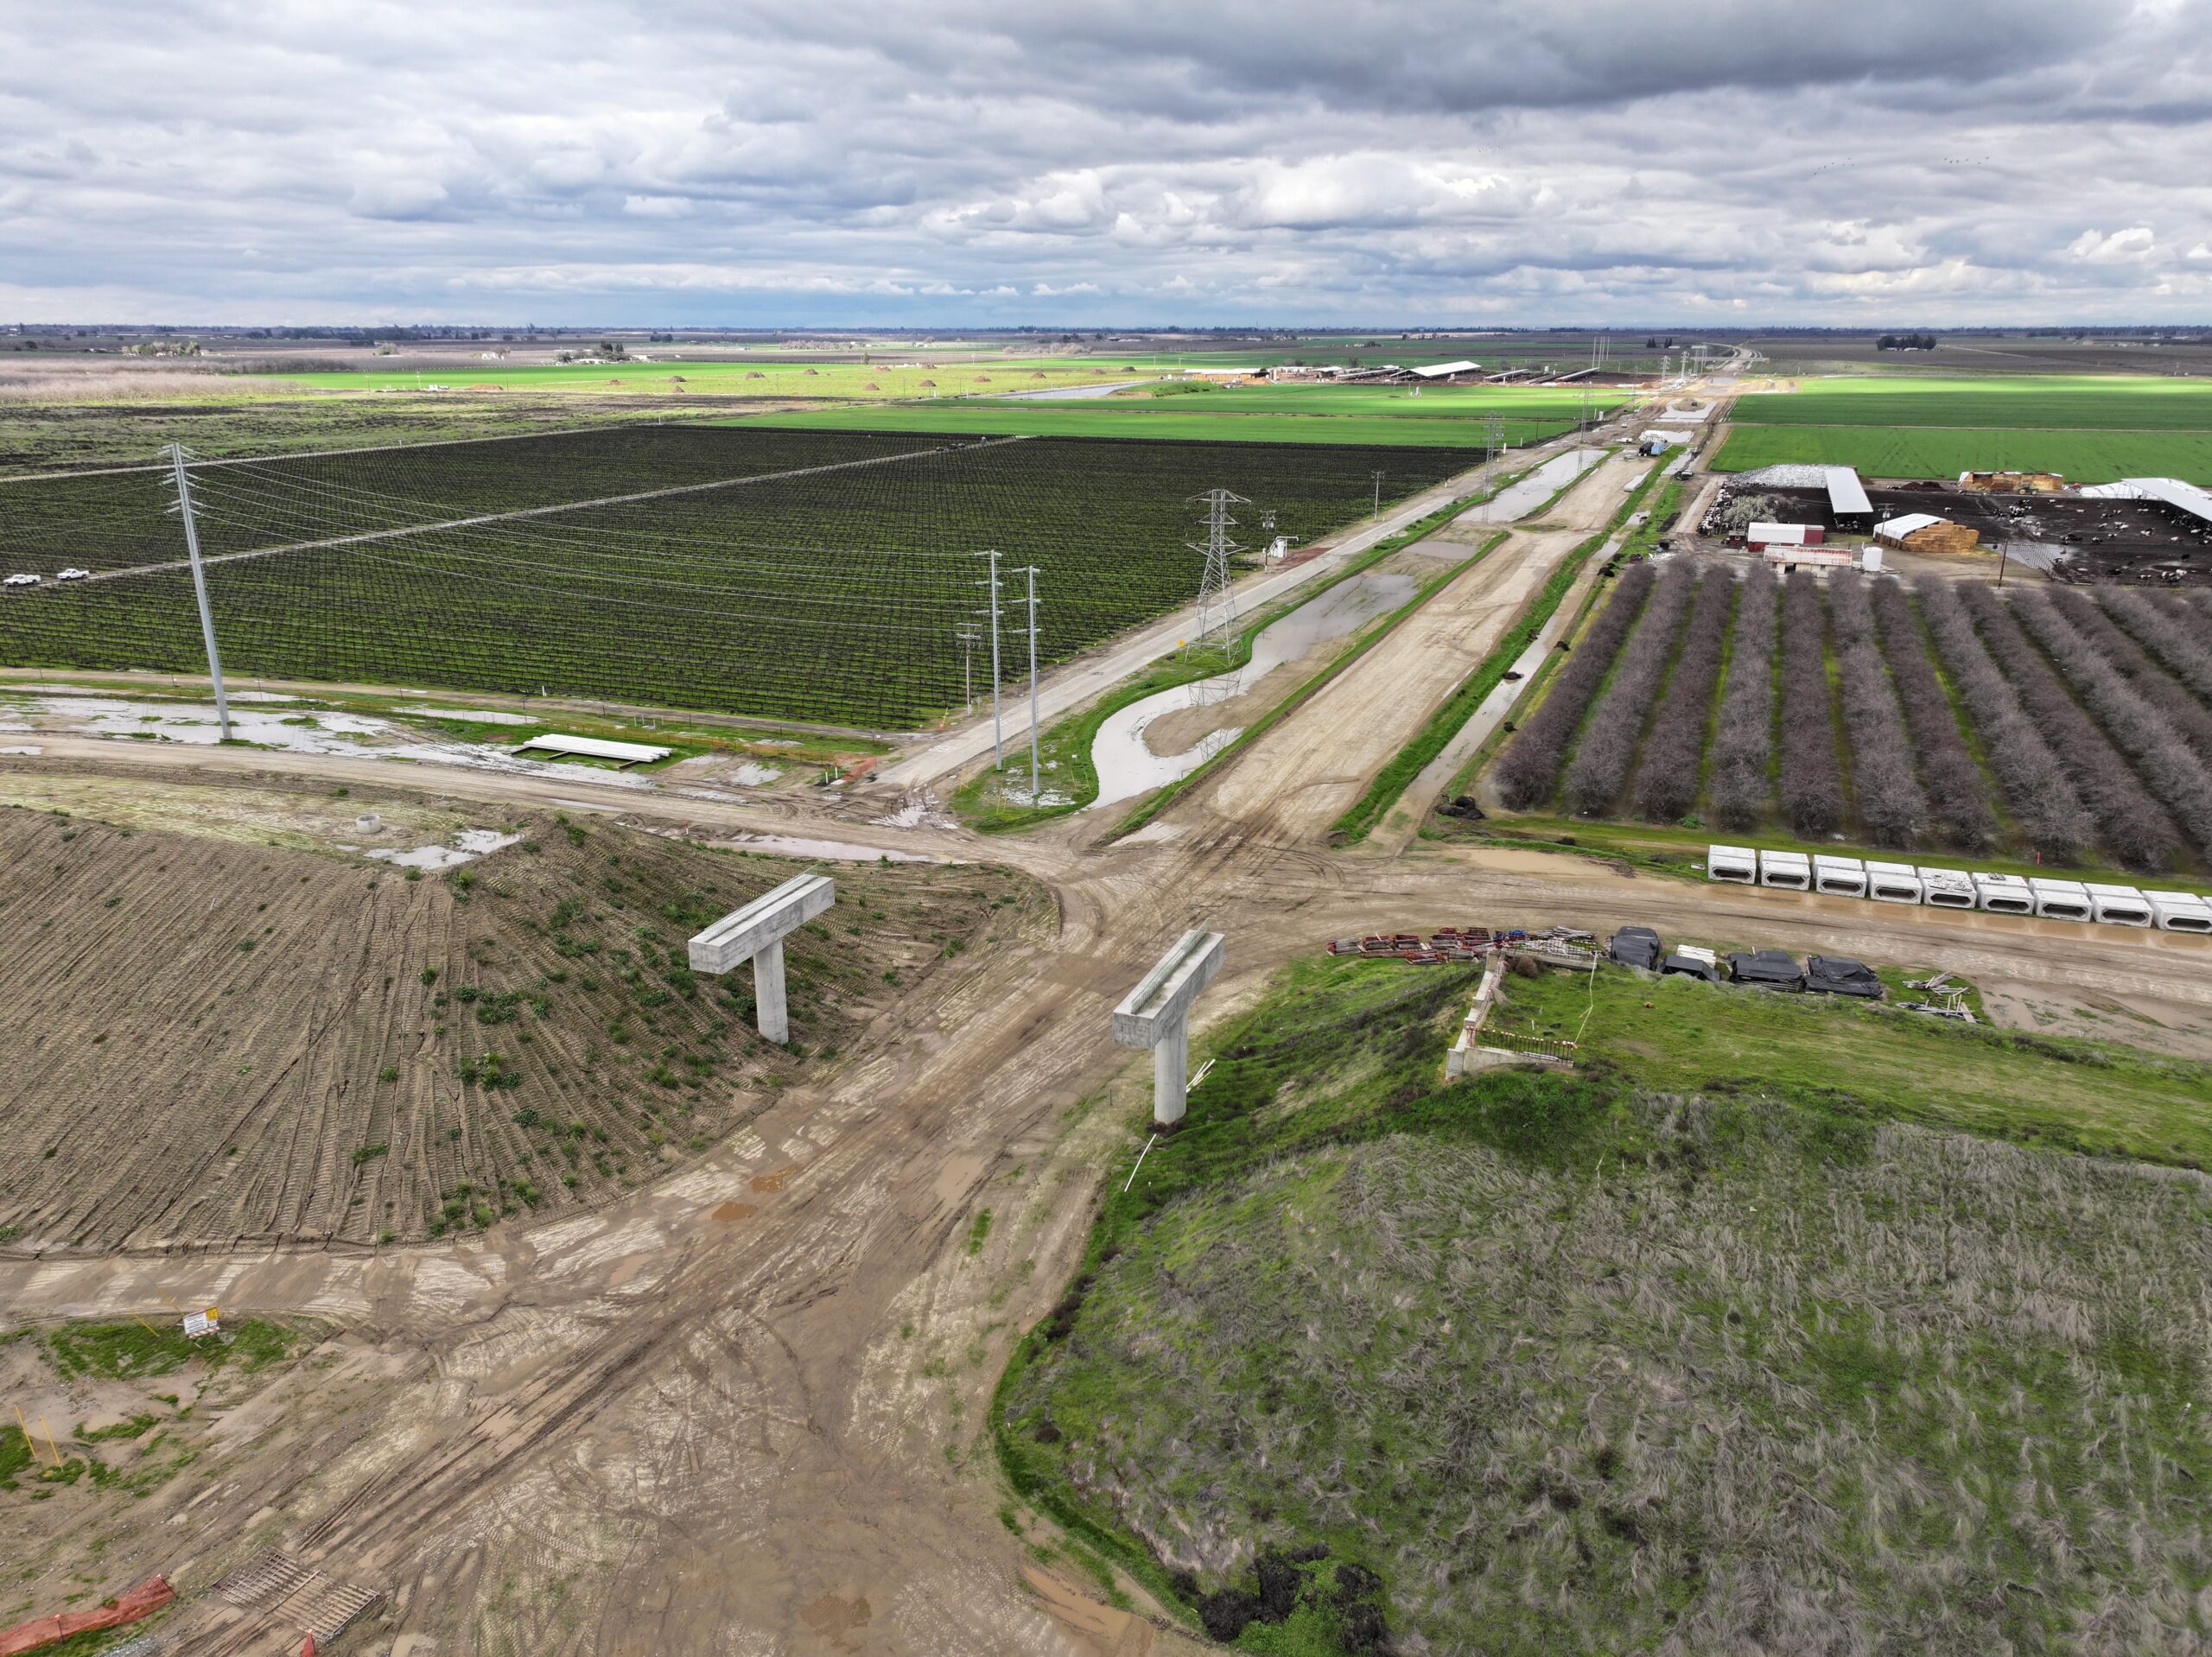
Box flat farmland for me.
[1735,375,2212,429]
[0,772,1032,1251]
[739,382,1614,448]
[1714,373,2212,482]
[1713,424,2212,484]
[283,355,1137,400]
[0,424,1483,727]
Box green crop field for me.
[1712,422,2212,483]
[0,423,1483,728]
[998,953,2212,1654]
[735,386,1613,449]
[282,356,1141,401]
[1714,373,2212,482]
[1732,374,2212,429]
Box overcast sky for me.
[5,0,2211,327]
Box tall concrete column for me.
[753,938,789,1045]
[1114,930,1224,1130]
[690,873,835,1046]
[1151,1018,1191,1127]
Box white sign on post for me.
[182,1308,219,1339]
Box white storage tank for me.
[2083,883,2152,927]
[1813,854,1867,898]
[1918,867,1976,909]
[1972,872,2034,915]
[1864,860,1922,904]
[1706,843,1758,884]
[2145,891,2212,933]
[1759,849,1811,890]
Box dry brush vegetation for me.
[0,771,1032,1251]
[1001,957,2212,1656]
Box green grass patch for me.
[46,1317,298,1381]
[1505,964,2212,1165]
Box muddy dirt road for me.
[4,433,2210,1657]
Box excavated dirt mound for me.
[0,768,1027,1253]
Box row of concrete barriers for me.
[1705,843,2212,932]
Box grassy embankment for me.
[1713,374,2212,483]
[997,951,2212,1654]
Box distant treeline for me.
[1876,333,1939,351]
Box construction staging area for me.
[3,365,2211,1657]
[1707,470,2212,582]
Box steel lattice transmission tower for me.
[1188,488,1249,656]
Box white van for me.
[1972,873,2034,915]
[1758,849,1811,891]
[1864,860,1923,904]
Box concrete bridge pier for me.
[689,873,836,1044]
[1113,929,1226,1128]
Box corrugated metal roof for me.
[1824,466,1872,516]
[2078,476,2212,522]
[1408,359,1481,378]
[1874,512,1945,537]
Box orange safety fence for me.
[0,1575,174,1655]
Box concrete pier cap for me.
[1113,929,1226,1128]
[689,872,836,1044]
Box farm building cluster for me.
[1704,463,2212,585]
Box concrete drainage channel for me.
[1706,842,2212,933]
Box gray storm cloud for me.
[0,0,2208,321]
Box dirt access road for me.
[4,439,2210,1657]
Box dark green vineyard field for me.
[0,424,1480,727]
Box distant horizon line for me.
[10,321,2212,339]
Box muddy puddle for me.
[1089,568,1414,808]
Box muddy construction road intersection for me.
[3,448,2209,1657]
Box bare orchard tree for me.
[1494,562,1658,811]
[1630,564,1734,822]
[1866,577,1998,853]
[1914,578,2092,860]
[1562,560,1700,816]
[1707,562,1778,830]
[1827,573,1929,848]
[1955,582,2181,870]
[1777,571,1845,837]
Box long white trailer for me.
[1705,845,2209,934]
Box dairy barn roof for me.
[2079,476,2212,523]
[1824,467,1872,517]
[1408,359,1481,378]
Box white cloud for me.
[3,0,2212,322]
